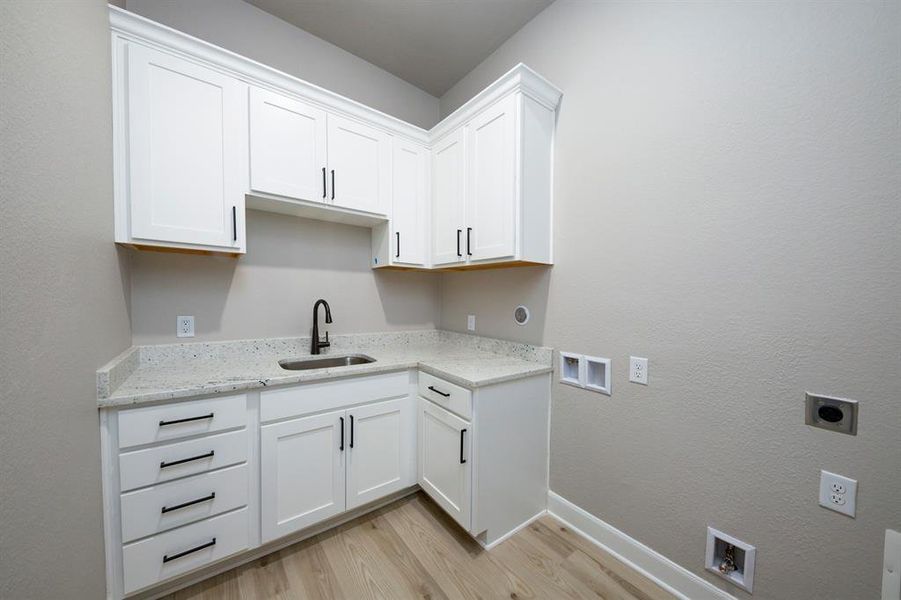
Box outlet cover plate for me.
[629,356,648,385]
[805,392,858,435]
[467,315,475,331]
[177,315,194,338]
[819,470,857,517]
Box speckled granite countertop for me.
[97,330,553,408]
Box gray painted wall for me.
[0,1,132,598]
[131,211,440,344]
[125,0,439,128]
[438,2,900,598]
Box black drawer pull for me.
[162,538,216,563]
[339,416,344,451]
[159,413,214,427]
[160,450,214,469]
[331,169,335,200]
[427,385,450,398]
[466,227,472,256]
[349,415,355,449]
[322,167,327,198]
[161,492,216,514]
[460,429,467,464]
[396,232,400,258]
[232,206,237,242]
[456,229,462,257]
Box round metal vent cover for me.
[514,305,530,325]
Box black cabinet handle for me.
[232,206,237,242]
[349,415,354,449]
[427,385,450,398]
[322,167,327,198]
[331,169,335,200]
[339,416,344,451]
[161,492,216,514]
[456,229,462,257]
[163,538,216,563]
[396,232,400,258]
[459,429,467,464]
[159,413,213,427]
[160,450,214,469]
[466,227,472,256]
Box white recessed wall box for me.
[558,352,612,395]
[705,526,756,593]
[559,352,582,388]
[583,355,611,395]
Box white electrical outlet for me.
[629,356,648,384]
[467,315,476,331]
[177,316,194,338]
[819,470,857,517]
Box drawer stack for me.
[115,394,250,595]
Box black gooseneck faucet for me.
[311,299,333,354]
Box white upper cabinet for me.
[431,129,467,266]
[389,139,428,266]
[111,9,561,265]
[121,43,246,253]
[327,114,392,214]
[465,94,517,262]
[249,87,328,202]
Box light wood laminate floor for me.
[164,492,677,600]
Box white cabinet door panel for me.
[431,130,466,265]
[346,398,415,510]
[126,43,244,249]
[260,410,345,543]
[327,114,390,214]
[391,140,428,265]
[466,93,517,261]
[249,87,327,202]
[418,398,471,531]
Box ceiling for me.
[245,0,553,97]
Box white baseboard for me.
[547,491,735,600]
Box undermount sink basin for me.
[278,354,376,371]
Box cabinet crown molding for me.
[108,6,562,145]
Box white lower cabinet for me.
[346,398,415,510]
[122,507,249,595]
[102,369,550,598]
[260,410,347,543]
[418,397,472,530]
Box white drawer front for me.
[121,464,249,543]
[118,394,247,449]
[418,371,472,420]
[122,507,249,595]
[261,370,410,423]
[119,429,247,492]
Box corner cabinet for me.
[114,42,247,254]
[110,7,561,266]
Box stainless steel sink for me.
[278,354,376,371]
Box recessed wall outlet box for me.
[629,356,648,385]
[176,316,194,338]
[819,470,857,517]
[705,526,756,593]
[883,529,901,600]
[805,392,858,435]
[584,355,611,395]
[467,315,476,331]
[559,352,583,388]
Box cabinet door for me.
[327,114,391,214]
[418,398,471,531]
[346,398,415,510]
[465,93,518,261]
[249,87,328,202]
[391,140,428,266]
[260,410,345,543]
[431,129,467,266]
[126,43,245,250]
